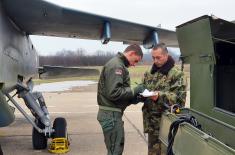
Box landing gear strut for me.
[3,80,68,150]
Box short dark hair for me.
[124,44,143,58]
[152,43,168,54]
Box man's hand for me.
[131,84,146,104]
[150,91,159,101]
[133,84,145,97]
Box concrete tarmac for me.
[0,85,148,155]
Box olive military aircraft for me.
[0,0,177,152]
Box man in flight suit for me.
[140,43,187,155]
[97,44,143,155]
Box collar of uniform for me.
[150,55,175,75]
[117,52,130,67]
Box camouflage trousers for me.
[97,109,124,155]
[143,110,162,155]
[148,133,161,155]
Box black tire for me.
[53,117,67,138]
[0,144,3,155]
[32,120,47,149]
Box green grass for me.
[128,65,150,87]
[33,76,99,85]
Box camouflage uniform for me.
[142,58,186,155]
[97,52,134,155]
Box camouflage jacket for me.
[142,64,187,134]
[97,52,134,111]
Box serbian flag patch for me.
[115,69,123,75]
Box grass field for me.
[34,64,190,88]
[128,65,150,86]
[33,65,149,86]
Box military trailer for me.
[159,15,235,155]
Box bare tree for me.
[39,48,115,66]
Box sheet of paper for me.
[139,89,157,97]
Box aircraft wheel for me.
[53,117,67,138]
[0,143,3,155]
[32,120,48,149]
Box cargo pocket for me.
[97,110,115,132]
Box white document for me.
[139,89,158,97]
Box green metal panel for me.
[159,113,235,155]
[211,108,235,127]
[170,15,235,153]
[176,15,235,129]
[189,64,234,126]
[190,64,214,112]
[184,109,235,149]
[177,16,215,64]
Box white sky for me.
[30,0,235,55]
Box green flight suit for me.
[97,52,134,155]
[142,58,187,155]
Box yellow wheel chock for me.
[48,138,69,154]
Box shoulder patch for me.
[115,69,123,75]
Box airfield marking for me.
[124,113,148,144]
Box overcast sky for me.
[30,0,235,55]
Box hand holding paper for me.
[140,89,158,97]
[139,89,159,101]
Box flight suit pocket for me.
[97,110,115,132]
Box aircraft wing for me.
[2,0,178,47]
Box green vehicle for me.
[159,15,235,155]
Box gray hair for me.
[152,43,168,54]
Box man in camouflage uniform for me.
[140,43,186,155]
[97,44,144,155]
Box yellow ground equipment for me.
[48,138,69,154]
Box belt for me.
[99,105,122,113]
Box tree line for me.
[39,48,156,66]
[39,48,180,67]
[39,48,117,66]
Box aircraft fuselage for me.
[0,1,39,127]
[0,1,38,91]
